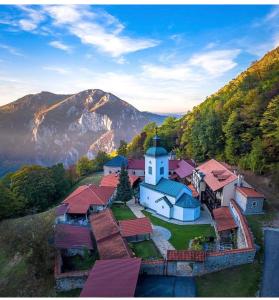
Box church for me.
[139,135,201,222]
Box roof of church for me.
[141,178,188,198]
[145,146,168,157]
[176,193,200,208]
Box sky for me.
[0,5,278,113]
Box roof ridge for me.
[63,185,90,203]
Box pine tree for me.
[115,164,132,205]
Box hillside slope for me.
[0,89,165,175]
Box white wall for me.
[144,154,169,185]
[173,205,200,221]
[104,166,121,175]
[221,179,238,206]
[127,169,145,176]
[235,190,247,212]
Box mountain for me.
[0,89,165,175]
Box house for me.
[80,258,141,297]
[127,159,145,176]
[90,209,132,259]
[54,224,93,256]
[192,159,238,210]
[173,159,195,183]
[100,173,140,189]
[61,185,115,223]
[119,217,153,242]
[139,135,201,222]
[103,155,128,175]
[235,186,265,215]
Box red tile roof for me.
[119,217,153,237]
[169,159,180,170]
[80,258,141,297]
[187,184,199,198]
[175,160,194,179]
[90,209,132,259]
[213,207,238,232]
[236,186,264,198]
[128,159,145,170]
[55,204,68,216]
[54,224,93,250]
[197,159,237,191]
[63,185,114,214]
[100,174,140,188]
[167,250,206,262]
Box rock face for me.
[0,89,165,173]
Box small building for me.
[55,204,68,224]
[213,207,238,245]
[54,224,93,256]
[119,217,153,242]
[128,159,145,176]
[103,155,128,175]
[62,185,115,224]
[139,135,200,222]
[235,186,265,215]
[80,258,141,297]
[100,173,140,189]
[173,160,195,184]
[90,209,132,259]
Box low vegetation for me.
[143,211,215,250]
[111,204,135,220]
[129,240,162,260]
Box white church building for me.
[139,135,201,222]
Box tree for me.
[92,151,110,171]
[49,163,71,200]
[115,165,132,204]
[248,137,266,174]
[76,156,93,176]
[10,165,56,212]
[117,140,128,156]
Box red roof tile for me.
[55,204,68,216]
[197,159,237,191]
[54,224,93,250]
[236,186,264,198]
[63,185,114,214]
[169,159,180,170]
[128,159,145,170]
[175,160,194,179]
[90,209,132,259]
[167,250,206,262]
[213,207,238,232]
[187,183,199,198]
[119,217,153,237]
[100,174,140,188]
[80,258,141,297]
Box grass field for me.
[129,240,162,260]
[111,204,135,220]
[143,211,215,250]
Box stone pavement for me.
[127,198,145,218]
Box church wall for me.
[144,154,169,185]
[172,205,200,222]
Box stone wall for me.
[140,260,177,276]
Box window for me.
[162,206,164,209]
[148,166,152,175]
[252,201,257,208]
[160,166,164,175]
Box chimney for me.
[237,174,243,187]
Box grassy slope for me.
[111,204,136,220]
[130,240,162,260]
[143,211,215,250]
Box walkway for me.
[127,198,145,218]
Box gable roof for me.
[63,185,114,214]
[169,159,180,170]
[176,193,200,209]
[236,186,264,198]
[187,184,199,198]
[119,217,153,237]
[197,159,237,192]
[55,204,68,216]
[213,207,238,232]
[128,159,145,170]
[80,258,141,297]
[155,196,173,208]
[141,178,188,198]
[54,224,93,250]
[100,173,139,188]
[167,250,206,262]
[175,160,195,179]
[104,155,128,167]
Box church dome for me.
[146,146,168,157]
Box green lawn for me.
[67,172,103,195]
[196,262,261,297]
[129,240,162,260]
[111,204,135,220]
[143,211,215,250]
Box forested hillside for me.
[127,47,279,176]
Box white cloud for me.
[49,40,72,53]
[43,66,70,75]
[0,44,24,56]
[18,6,45,31]
[265,6,279,22]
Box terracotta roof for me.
[213,207,238,232]
[169,159,180,170]
[197,159,237,191]
[100,174,139,188]
[236,186,264,198]
[55,204,68,216]
[119,217,153,237]
[80,258,141,297]
[54,224,93,250]
[187,184,199,198]
[167,250,206,262]
[175,160,195,179]
[90,209,132,259]
[128,159,145,170]
[63,185,114,214]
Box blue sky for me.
[0,5,278,113]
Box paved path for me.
[260,228,279,297]
[127,198,145,218]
